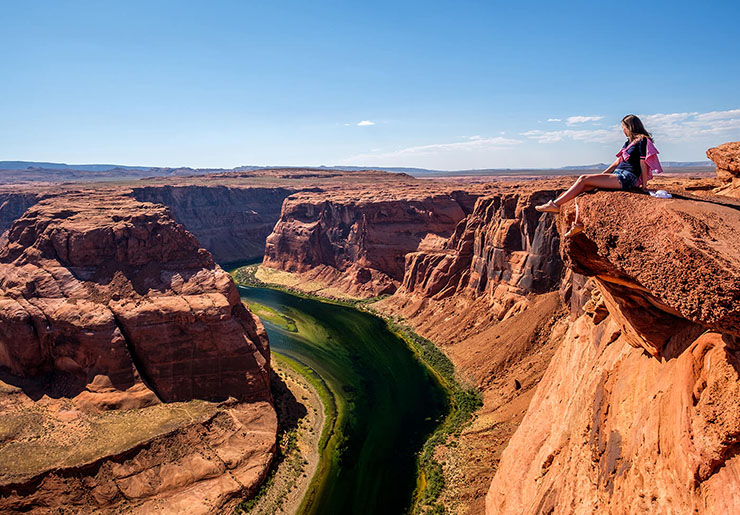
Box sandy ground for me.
[241,358,325,515]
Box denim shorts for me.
[613,169,638,189]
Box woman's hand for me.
[602,157,621,174]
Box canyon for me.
[1,141,739,514]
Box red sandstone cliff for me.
[0,193,276,513]
[486,190,740,514]
[0,193,42,247]
[707,141,740,197]
[262,187,480,297]
[384,184,564,323]
[131,185,297,264]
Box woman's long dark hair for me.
[621,114,653,142]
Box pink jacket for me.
[616,138,663,186]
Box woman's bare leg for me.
[554,173,622,206]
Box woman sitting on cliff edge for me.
[535,114,661,237]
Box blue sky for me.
[2,1,739,169]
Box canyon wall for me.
[0,192,276,513]
[131,185,297,263]
[0,193,42,246]
[372,183,568,513]
[707,141,740,197]
[262,188,481,297]
[487,191,740,514]
[383,184,564,327]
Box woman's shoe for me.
[564,222,584,238]
[535,200,560,213]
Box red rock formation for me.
[0,192,271,406]
[263,188,480,297]
[131,185,297,263]
[0,192,276,513]
[389,186,564,321]
[487,190,740,514]
[707,141,740,197]
[0,192,41,247]
[0,399,276,514]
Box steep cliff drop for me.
[0,192,42,247]
[262,186,481,297]
[0,192,276,514]
[486,190,740,514]
[373,182,570,511]
[130,185,297,263]
[707,141,740,197]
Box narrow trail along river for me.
[237,285,448,514]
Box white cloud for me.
[357,120,375,126]
[547,118,562,122]
[343,136,523,165]
[640,109,740,141]
[521,108,740,145]
[341,108,740,169]
[693,109,740,122]
[520,128,620,144]
[566,115,604,125]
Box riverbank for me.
[232,264,482,514]
[236,355,326,515]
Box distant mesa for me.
[0,159,715,186]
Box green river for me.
[236,284,448,514]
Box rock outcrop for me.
[131,185,297,264]
[0,192,41,246]
[386,185,564,323]
[487,190,740,514]
[0,192,276,513]
[0,398,276,514]
[263,188,480,297]
[707,141,740,197]
[0,192,271,405]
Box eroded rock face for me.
[487,190,740,514]
[560,191,740,357]
[0,193,41,247]
[0,192,277,513]
[131,185,297,263]
[263,188,480,297]
[707,141,740,197]
[0,399,276,514]
[0,192,271,408]
[397,188,563,317]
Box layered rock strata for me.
[384,186,564,325]
[707,141,740,197]
[371,183,568,513]
[0,193,41,246]
[487,190,740,514]
[0,193,271,405]
[0,193,276,513]
[131,185,297,263]
[0,398,276,514]
[263,188,480,297]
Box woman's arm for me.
[640,159,650,190]
[601,157,621,174]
